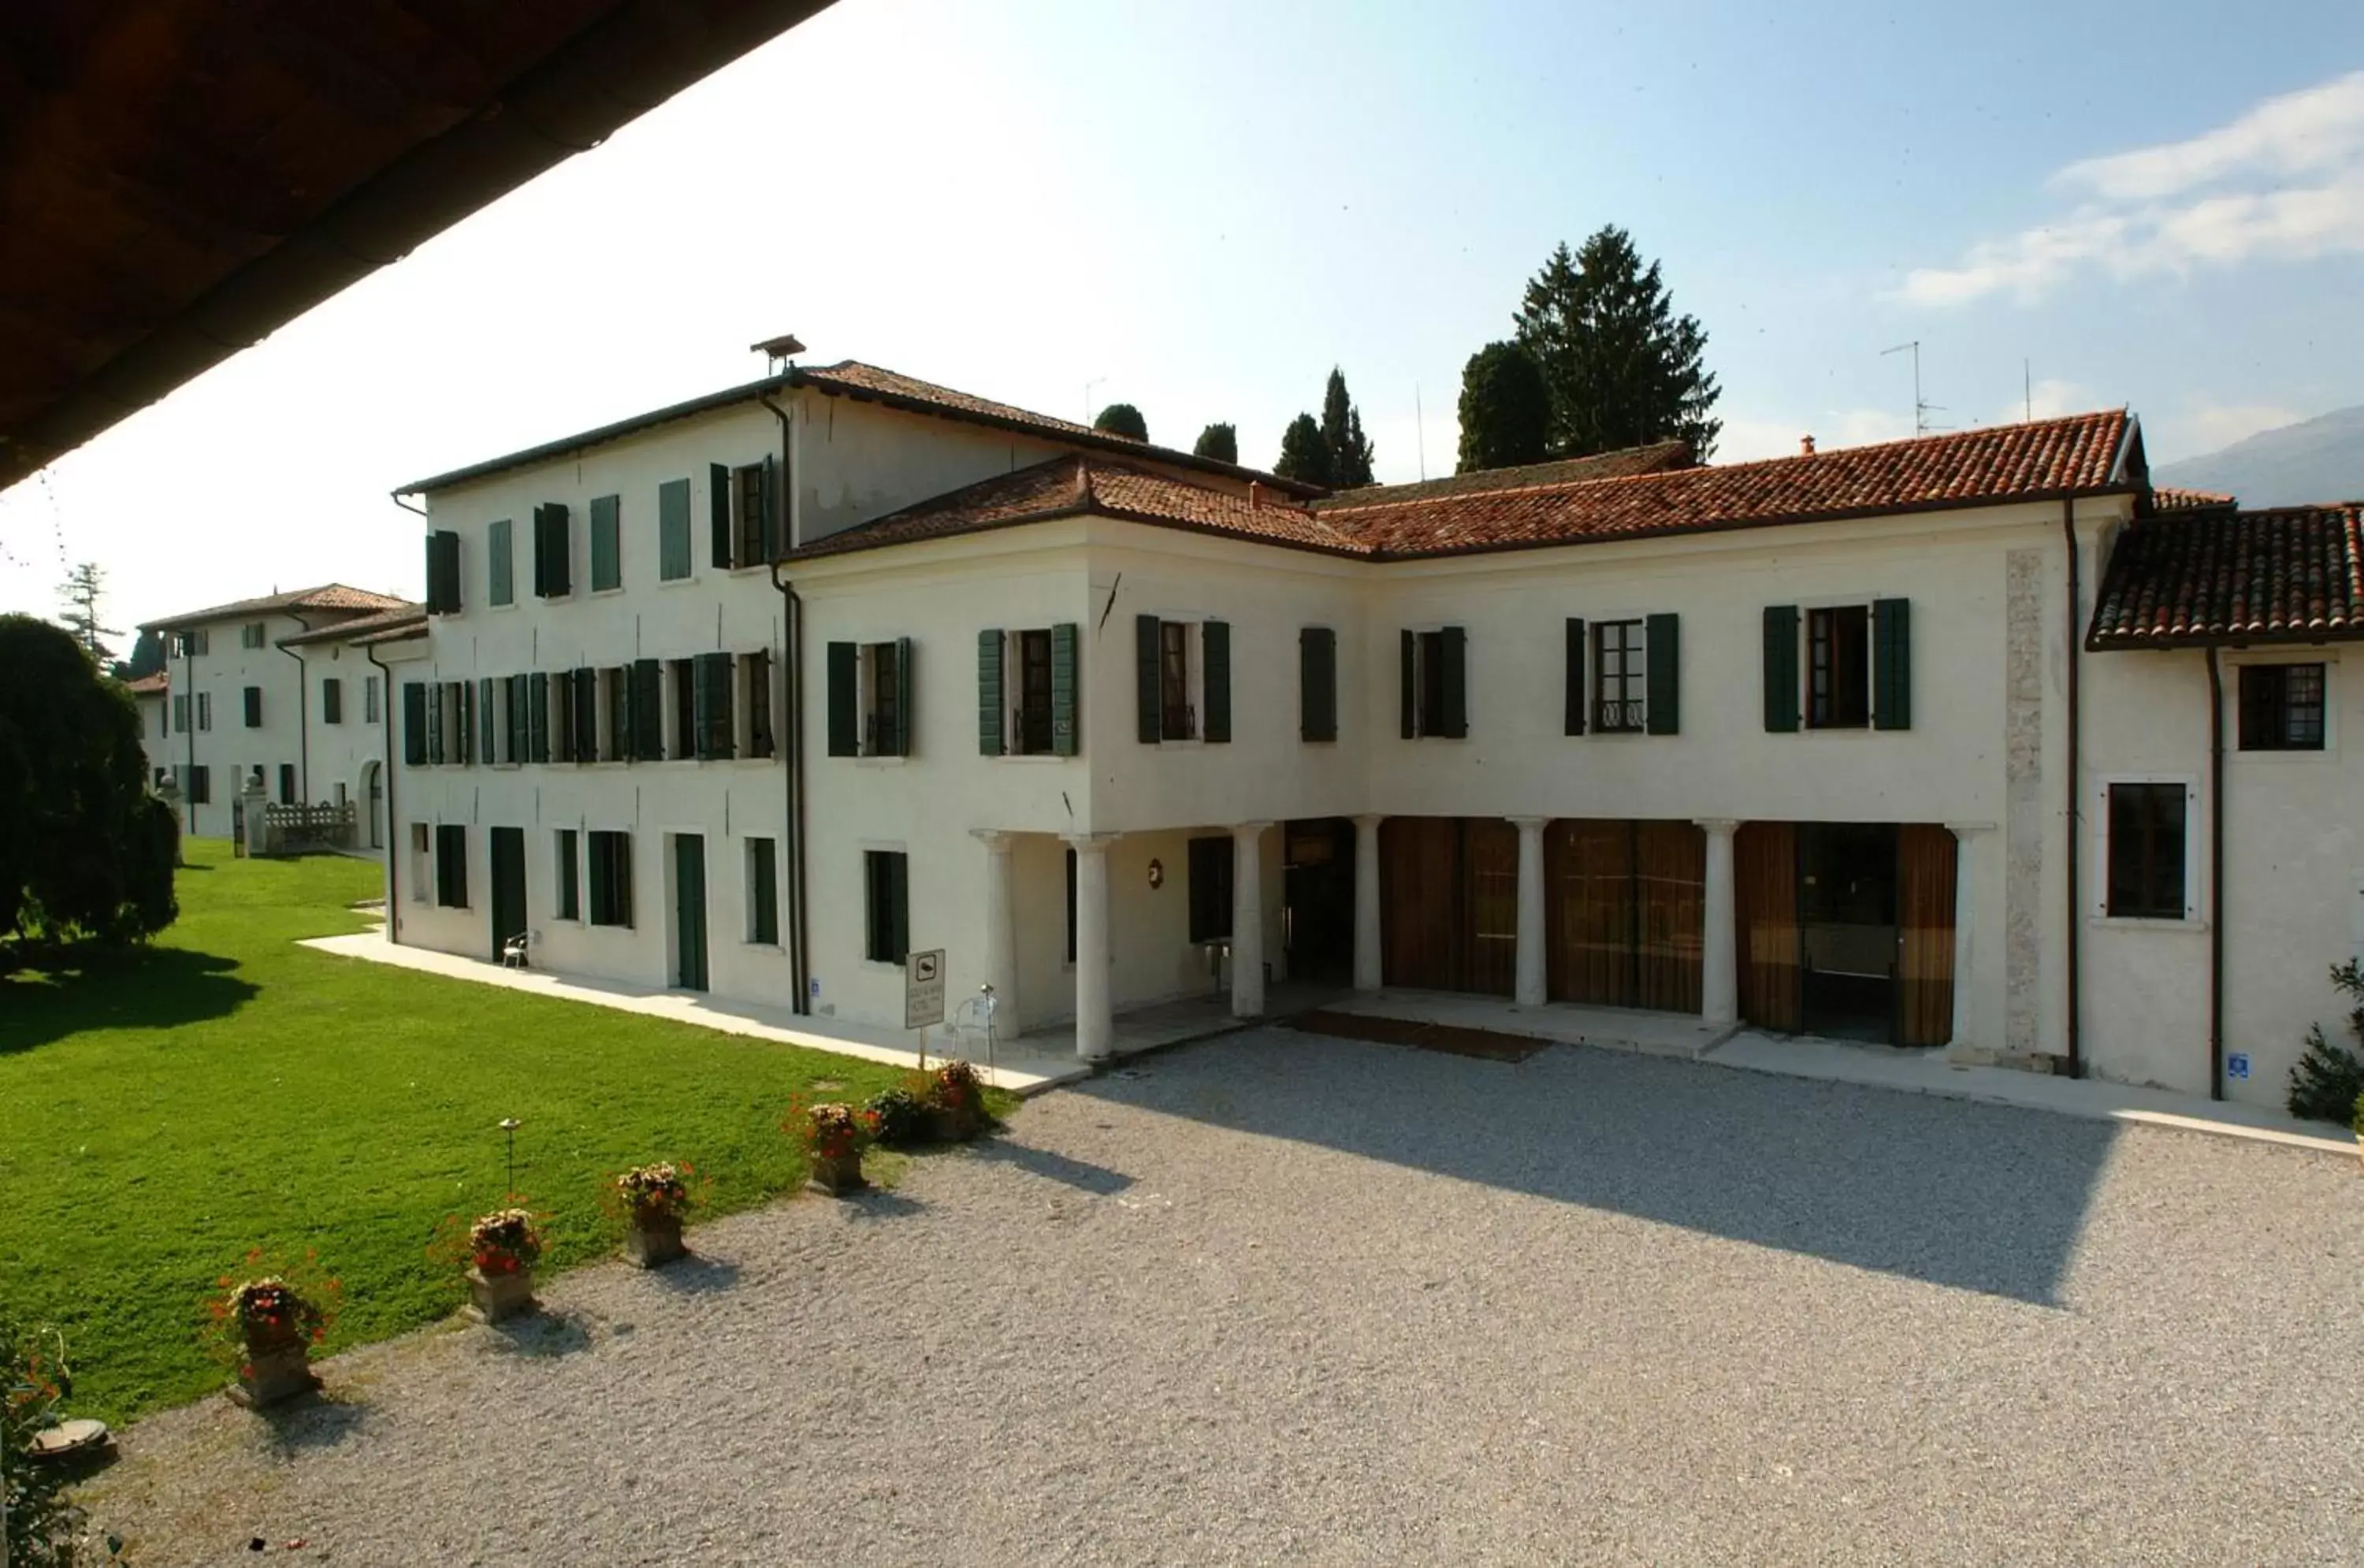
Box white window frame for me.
[1149,615,1207,746]
[1002,628,1062,759]
[739,652,778,760]
[1591,615,1649,735]
[1403,623,1453,741]
[855,641,908,760]
[2091,774,2203,927]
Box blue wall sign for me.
[2226,1052,2250,1080]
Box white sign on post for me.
[904,949,946,1031]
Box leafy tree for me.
[1513,227,1721,460]
[1093,403,1149,442]
[1456,341,1552,472]
[1273,413,1333,486]
[1192,422,1240,465]
[1319,368,1376,488]
[2288,960,2364,1123]
[57,562,120,664]
[123,628,165,682]
[0,615,177,950]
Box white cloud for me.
[2157,398,2305,458]
[1899,71,2364,307]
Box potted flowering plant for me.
[926,1058,988,1143]
[788,1096,878,1196]
[432,1207,544,1323]
[608,1162,700,1268]
[207,1249,340,1407]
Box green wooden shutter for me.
[489,518,514,606]
[530,673,550,762]
[1438,626,1468,738]
[1299,627,1336,742]
[631,659,663,760]
[534,503,571,596]
[1202,620,1231,743]
[710,462,732,569]
[403,683,427,765]
[507,674,530,761]
[894,636,915,756]
[1565,618,1587,736]
[426,683,444,764]
[574,667,598,763]
[826,643,858,756]
[761,454,782,561]
[1051,622,1080,756]
[478,677,496,761]
[1763,605,1801,733]
[1645,613,1681,735]
[1874,597,1912,730]
[658,478,691,580]
[697,652,734,758]
[426,531,461,613]
[977,630,1005,756]
[1399,630,1416,738]
[890,852,910,960]
[589,495,621,591]
[1136,614,1162,743]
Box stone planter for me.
[231,1334,319,1409]
[928,1102,983,1144]
[807,1150,868,1197]
[467,1263,537,1324]
[623,1209,686,1269]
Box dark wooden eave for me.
[0,0,836,493]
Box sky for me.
[6,0,2362,637]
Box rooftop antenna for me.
[1881,340,1944,437]
[751,333,805,374]
[2024,358,2033,422]
[1414,384,1427,481]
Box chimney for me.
[1249,481,1267,510]
[1800,434,1817,456]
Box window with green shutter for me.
[322,678,342,725]
[1762,604,1801,733]
[533,503,571,598]
[1437,626,1468,738]
[556,828,580,919]
[488,518,514,606]
[1202,621,1231,743]
[506,674,530,764]
[1299,627,1337,742]
[748,837,779,945]
[1872,597,1912,730]
[1135,615,1162,743]
[696,652,735,759]
[864,849,909,963]
[426,682,444,765]
[574,667,600,763]
[478,676,496,762]
[827,642,858,757]
[589,495,621,591]
[630,660,663,760]
[1050,622,1080,756]
[1645,613,1681,735]
[426,531,462,615]
[529,672,551,763]
[710,463,733,569]
[1564,619,1586,736]
[658,478,692,581]
[977,629,1005,756]
[403,683,428,766]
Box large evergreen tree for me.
[1512,228,1721,461]
[1455,341,1552,473]
[1191,422,1239,465]
[123,627,165,682]
[1273,413,1333,486]
[57,562,119,663]
[1093,403,1149,441]
[1319,368,1376,488]
[0,615,177,949]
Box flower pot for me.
[624,1209,686,1269]
[232,1334,319,1409]
[928,1102,983,1144]
[467,1263,537,1324]
[807,1150,867,1196]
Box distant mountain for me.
[2152,406,2364,509]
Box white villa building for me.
[138,585,417,848]
[376,349,2364,1112]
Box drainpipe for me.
[2206,645,2225,1099]
[761,391,808,1014]
[277,611,314,804]
[181,639,197,837]
[2061,499,2083,1079]
[366,640,400,937]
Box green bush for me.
[864,1085,931,1148]
[2288,960,2364,1124]
[4,1322,118,1566]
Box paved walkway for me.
[88,1027,2364,1565]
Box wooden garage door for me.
[1379,816,1518,997]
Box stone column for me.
[1510,816,1549,1007]
[1353,814,1385,991]
[1231,823,1273,1018]
[972,830,1019,1034]
[1697,819,1739,1027]
[1946,823,1990,1054]
[1069,835,1114,1061]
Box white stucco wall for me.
[158,610,310,837]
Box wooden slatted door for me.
[674,834,708,992]
[1735,821,1801,1031]
[1380,818,1459,990]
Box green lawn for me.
[1,842,935,1424]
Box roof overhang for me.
[1,0,837,494]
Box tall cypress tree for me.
[1513,228,1721,460]
[1093,403,1149,441]
[1192,422,1239,464]
[1273,413,1333,486]
[1455,341,1552,473]
[1318,368,1376,488]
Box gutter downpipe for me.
[2206,645,2226,1099]
[760,393,809,1015]
[2062,498,2083,1079]
[277,612,314,805]
[365,639,400,938]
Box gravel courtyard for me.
[87,1027,2364,1566]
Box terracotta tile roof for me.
[141,584,411,632]
[782,455,1370,563]
[2088,505,2364,649]
[1318,411,2138,558]
[124,671,168,696]
[2151,484,2236,513]
[277,603,427,647]
[1309,442,1693,511]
